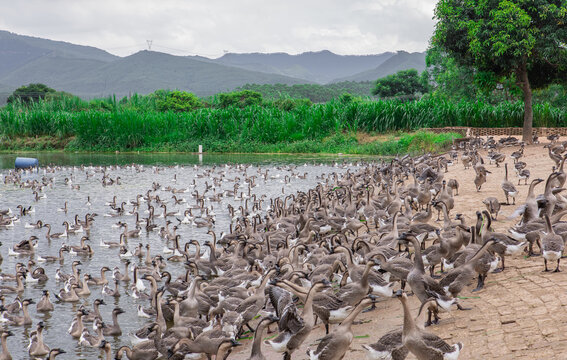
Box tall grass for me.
[0,97,565,152]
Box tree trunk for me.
[518,63,533,144]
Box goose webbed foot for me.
[362,303,376,313]
[491,268,503,273]
[456,303,471,311]
[472,275,485,292]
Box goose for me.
[480,211,527,272]
[115,343,159,359]
[25,220,43,229]
[68,309,88,338]
[36,290,54,312]
[103,307,125,336]
[398,233,456,326]
[82,298,105,323]
[63,220,82,234]
[55,284,80,302]
[439,238,499,301]
[250,315,280,360]
[102,279,121,297]
[396,291,463,360]
[374,253,413,291]
[88,266,111,285]
[0,273,25,294]
[0,330,13,360]
[76,274,92,296]
[43,223,67,239]
[482,197,500,220]
[38,246,69,263]
[272,279,352,335]
[307,298,373,360]
[361,328,408,360]
[265,280,331,359]
[169,336,240,360]
[501,163,519,204]
[113,260,131,282]
[121,222,141,238]
[3,298,34,325]
[79,320,105,347]
[232,268,277,333]
[542,214,564,272]
[28,321,50,356]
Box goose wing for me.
[267,285,304,333]
[420,332,458,353]
[312,332,348,359]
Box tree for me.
[433,0,567,143]
[217,90,263,108]
[372,69,428,99]
[7,83,56,103]
[154,90,202,112]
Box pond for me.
[0,153,374,359]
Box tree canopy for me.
[372,69,428,99]
[432,0,567,142]
[7,83,56,103]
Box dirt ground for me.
[229,139,567,360]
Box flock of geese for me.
[0,134,565,359]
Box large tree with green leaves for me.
[433,0,567,142]
[372,69,428,99]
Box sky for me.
[0,0,438,58]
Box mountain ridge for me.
[0,30,426,99]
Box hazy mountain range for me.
[0,30,426,100]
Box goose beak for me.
[394,289,403,298]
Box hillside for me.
[0,30,116,78]
[0,30,427,99]
[332,51,426,82]
[214,50,395,83]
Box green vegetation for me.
[236,82,375,103]
[154,90,202,112]
[7,83,69,103]
[432,0,567,142]
[2,91,567,154]
[372,69,428,99]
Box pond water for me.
[0,153,374,359]
[0,152,381,169]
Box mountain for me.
[332,51,427,82]
[213,50,395,83]
[0,30,426,100]
[0,30,116,78]
[1,50,310,98]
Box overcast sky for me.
[0,0,438,58]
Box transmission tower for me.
[146,40,153,51]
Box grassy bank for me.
[2,95,564,154]
[0,131,460,156]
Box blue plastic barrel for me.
[15,157,39,169]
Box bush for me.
[155,90,202,112]
[7,83,56,104]
[217,90,263,108]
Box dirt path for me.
[229,140,566,360]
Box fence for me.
[422,127,567,137]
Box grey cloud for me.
[0,0,437,57]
